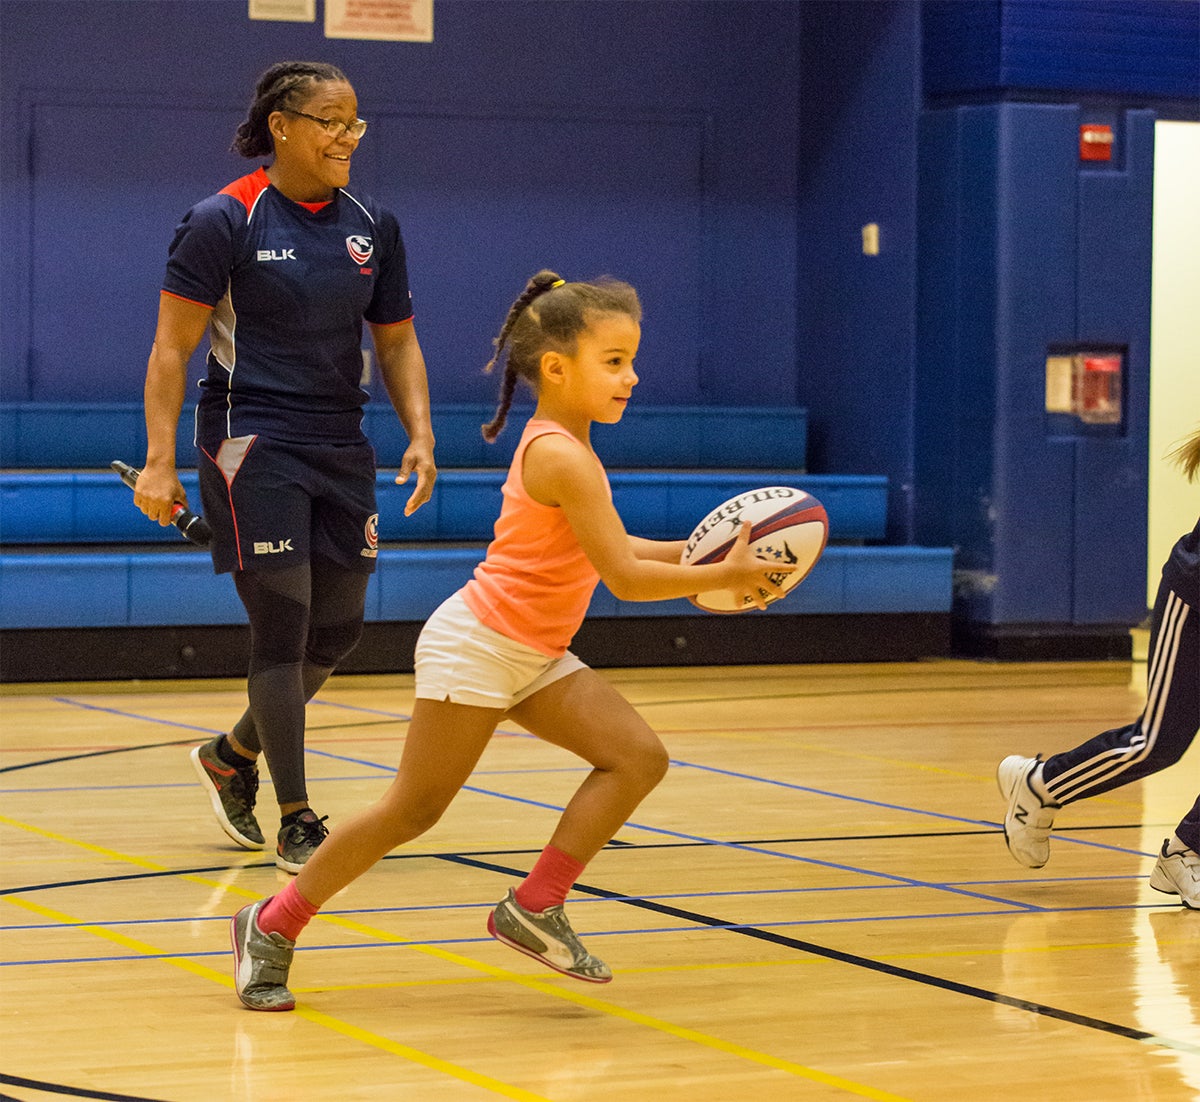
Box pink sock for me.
[514,844,585,914]
[256,879,319,942]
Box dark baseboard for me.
[951,621,1134,661]
[0,612,951,683]
[570,613,951,667]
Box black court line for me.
[7,840,1191,1055]
[0,824,1151,898]
[0,1074,170,1102]
[0,861,277,898]
[439,852,1181,1051]
[0,723,401,776]
[0,739,199,775]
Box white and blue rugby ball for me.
[681,486,828,613]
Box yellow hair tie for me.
[550,279,565,288]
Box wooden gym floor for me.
[1,655,1198,1101]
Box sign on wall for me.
[248,0,316,20]
[325,0,433,42]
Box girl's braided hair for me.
[481,269,641,442]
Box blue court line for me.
[50,697,224,736]
[0,873,1142,926]
[301,744,1157,862]
[34,700,1160,905]
[0,767,583,796]
[5,899,1181,970]
[670,759,1156,860]
[310,698,414,719]
[446,780,1153,909]
[1,876,1148,932]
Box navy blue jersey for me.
[163,168,413,445]
[1164,516,1200,610]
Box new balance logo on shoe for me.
[997,755,1057,869]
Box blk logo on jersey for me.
[256,248,296,262]
[361,513,379,559]
[253,539,294,555]
[346,235,374,265]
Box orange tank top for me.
[461,420,606,658]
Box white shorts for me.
[414,591,587,710]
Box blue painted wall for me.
[2,0,1195,641]
[924,0,1199,104]
[0,0,801,407]
[796,0,922,544]
[916,103,1154,630]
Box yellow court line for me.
[0,815,181,873]
[2,812,910,1102]
[317,911,912,1101]
[2,894,552,1102]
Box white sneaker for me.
[1149,837,1200,910]
[997,755,1058,868]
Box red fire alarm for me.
[1080,124,1114,162]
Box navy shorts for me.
[198,435,379,575]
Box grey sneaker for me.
[231,898,296,1011]
[1149,838,1200,909]
[276,810,329,874]
[997,755,1058,868]
[190,738,265,849]
[487,888,612,983]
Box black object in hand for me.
[111,459,212,547]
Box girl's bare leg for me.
[506,668,669,863]
[293,698,506,906]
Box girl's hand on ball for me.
[724,522,798,610]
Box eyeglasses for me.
[283,109,368,140]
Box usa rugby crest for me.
[346,235,373,265]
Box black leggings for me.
[230,554,369,806]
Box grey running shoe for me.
[1149,837,1200,909]
[487,888,612,983]
[190,738,265,849]
[231,898,296,1011]
[276,810,329,874]
[997,754,1058,868]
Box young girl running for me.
[230,270,795,1009]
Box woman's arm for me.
[369,319,437,516]
[523,435,793,608]
[136,293,211,526]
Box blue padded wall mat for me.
[2,470,885,545]
[0,403,808,471]
[0,544,952,630]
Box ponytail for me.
[481,270,567,442]
[1168,426,1200,483]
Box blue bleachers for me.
[0,402,953,645]
[0,402,811,470]
[0,470,886,545]
[0,544,952,630]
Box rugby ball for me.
[681,486,828,613]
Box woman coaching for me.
[135,61,437,872]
